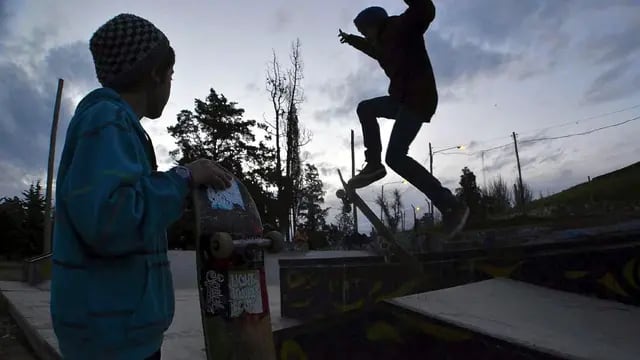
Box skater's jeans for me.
[357,96,457,213]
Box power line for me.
[434,114,640,157]
[432,102,640,155]
[519,115,640,144]
[517,103,640,137]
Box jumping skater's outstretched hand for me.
[338,29,351,44]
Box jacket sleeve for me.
[347,34,379,60]
[400,0,436,33]
[63,116,190,257]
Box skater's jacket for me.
[347,0,438,121]
[50,87,189,359]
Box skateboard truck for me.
[209,231,285,259]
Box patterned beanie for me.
[89,13,170,88]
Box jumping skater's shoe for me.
[442,201,470,240]
[348,162,387,189]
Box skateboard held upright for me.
[192,173,284,360]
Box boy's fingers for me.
[208,175,226,190]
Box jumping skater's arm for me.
[339,30,379,59]
[349,35,379,59]
[63,110,190,257]
[400,0,436,34]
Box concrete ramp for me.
[390,278,640,360]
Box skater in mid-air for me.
[338,0,469,236]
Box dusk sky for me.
[1,0,639,230]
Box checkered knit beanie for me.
[89,13,170,88]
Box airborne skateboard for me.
[192,173,284,360]
[336,169,423,274]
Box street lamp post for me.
[428,142,465,216]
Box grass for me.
[530,161,640,209]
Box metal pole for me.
[351,129,358,233]
[43,78,64,254]
[512,132,525,210]
[428,142,434,217]
[380,185,384,225]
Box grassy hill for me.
[465,161,640,230]
[530,161,640,210]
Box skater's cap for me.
[354,6,388,29]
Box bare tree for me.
[483,176,512,214]
[265,38,313,240]
[513,182,534,208]
[375,189,403,233]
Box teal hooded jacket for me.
[50,87,190,359]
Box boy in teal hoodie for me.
[51,13,231,359]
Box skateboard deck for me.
[336,169,423,273]
[192,174,284,360]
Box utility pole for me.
[428,142,434,216]
[481,151,487,190]
[512,131,525,210]
[351,129,358,233]
[43,78,64,254]
[411,205,417,231]
[380,185,385,225]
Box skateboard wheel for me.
[342,203,351,213]
[264,230,284,253]
[336,189,346,199]
[210,232,234,258]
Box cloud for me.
[428,31,516,87]
[436,0,573,45]
[580,12,640,104]
[583,60,640,104]
[0,33,97,197]
[270,7,292,32]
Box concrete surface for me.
[391,278,640,360]
[0,250,305,360]
[0,281,290,360]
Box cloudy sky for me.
[1,0,639,229]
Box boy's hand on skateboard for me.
[186,159,233,190]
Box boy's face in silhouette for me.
[357,24,381,45]
[358,25,376,40]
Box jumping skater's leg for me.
[349,96,400,188]
[385,106,469,236]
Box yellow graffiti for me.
[280,340,308,360]
[368,281,383,297]
[366,321,403,343]
[290,299,312,308]
[332,298,365,312]
[564,271,589,279]
[598,272,630,298]
[623,258,639,290]
[476,262,521,278]
[397,313,471,342]
[287,272,312,289]
[374,278,422,303]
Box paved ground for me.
[0,250,339,359]
[0,296,37,360]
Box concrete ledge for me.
[0,281,61,360]
[0,282,289,360]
